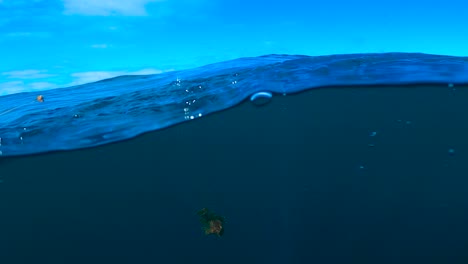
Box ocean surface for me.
[0,52,467,157]
[2,53,468,264]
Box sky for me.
[0,0,467,96]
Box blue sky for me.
[0,0,467,96]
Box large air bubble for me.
[250,91,273,106]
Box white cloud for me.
[0,81,24,96]
[129,68,165,75]
[69,68,170,86]
[0,81,57,96]
[5,32,51,38]
[0,68,171,96]
[91,44,109,49]
[70,71,123,85]
[29,82,57,90]
[63,0,161,16]
[2,70,55,79]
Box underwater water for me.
[0,52,467,157]
[1,53,468,264]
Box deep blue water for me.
[1,52,467,157]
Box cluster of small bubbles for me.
[229,73,239,87]
[177,80,204,120]
[185,99,196,106]
[183,107,190,120]
[184,97,196,120]
[184,108,201,120]
[183,101,203,120]
[184,84,198,95]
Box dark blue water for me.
[1,52,467,157]
[2,54,468,263]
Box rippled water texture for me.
[0,53,467,156]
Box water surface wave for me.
[1,53,467,157]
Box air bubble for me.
[250,91,272,106]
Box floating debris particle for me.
[197,208,225,237]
